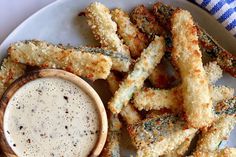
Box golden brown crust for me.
[195,116,236,153]
[85,2,131,73]
[108,36,165,114]
[192,148,236,157]
[128,114,197,157]
[101,114,121,157]
[133,85,233,112]
[8,40,112,80]
[130,5,165,38]
[153,2,236,78]
[107,73,141,125]
[111,8,148,58]
[0,57,26,97]
[163,132,196,157]
[171,9,214,128]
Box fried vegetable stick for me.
[133,61,229,111]
[78,47,130,72]
[130,5,165,39]
[130,97,236,157]
[111,9,148,58]
[153,2,236,77]
[130,5,177,88]
[128,114,197,157]
[102,72,141,156]
[0,57,26,97]
[102,73,122,157]
[134,86,182,111]
[195,115,236,153]
[100,113,122,157]
[163,132,196,157]
[107,73,141,124]
[133,85,234,111]
[192,148,236,157]
[171,9,214,128]
[85,2,131,72]
[108,36,165,114]
[193,97,236,155]
[8,40,112,80]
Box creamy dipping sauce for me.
[4,77,100,157]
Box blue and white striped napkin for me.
[193,0,236,37]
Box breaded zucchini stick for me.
[192,148,236,157]
[78,46,130,71]
[128,114,197,157]
[195,115,236,153]
[0,57,26,97]
[111,9,148,58]
[171,9,214,128]
[130,5,165,39]
[102,73,122,157]
[108,36,165,114]
[8,40,112,80]
[131,97,236,157]
[133,85,234,112]
[85,2,131,72]
[133,86,182,111]
[130,5,177,88]
[197,27,236,78]
[101,114,122,157]
[107,73,141,124]
[153,2,236,77]
[133,61,229,111]
[164,132,196,157]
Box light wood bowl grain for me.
[0,69,108,157]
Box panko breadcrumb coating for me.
[195,116,236,153]
[171,9,214,128]
[130,5,165,38]
[193,148,236,157]
[8,40,112,80]
[133,85,234,112]
[111,8,148,58]
[163,133,196,157]
[128,114,197,157]
[108,36,165,114]
[107,73,141,125]
[204,61,222,84]
[0,57,26,97]
[85,2,131,72]
[100,113,121,157]
[153,2,236,77]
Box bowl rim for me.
[0,68,108,157]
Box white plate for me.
[0,0,235,156]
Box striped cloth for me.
[193,0,236,37]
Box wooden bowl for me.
[0,69,108,157]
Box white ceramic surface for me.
[0,0,56,44]
[0,0,235,156]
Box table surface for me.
[0,0,56,44]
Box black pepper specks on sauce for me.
[63,96,69,103]
[4,78,100,156]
